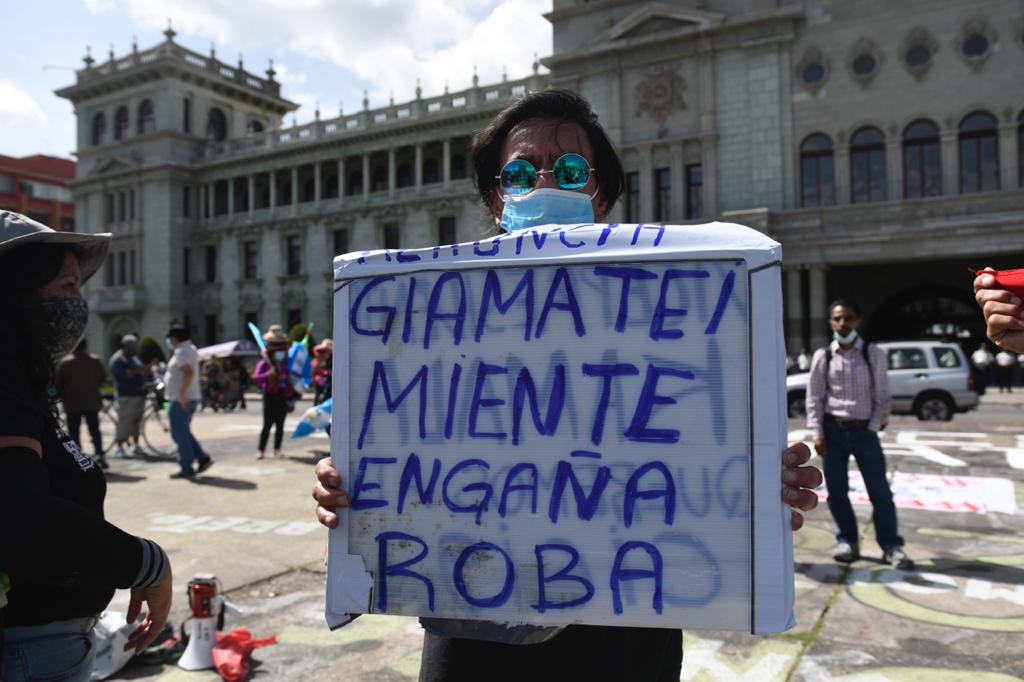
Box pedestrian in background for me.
[797,348,811,372]
[806,298,913,570]
[165,325,213,479]
[0,211,171,681]
[312,338,333,406]
[995,348,1015,393]
[108,334,152,458]
[971,341,994,395]
[55,339,108,469]
[253,325,295,459]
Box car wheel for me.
[914,393,954,421]
[787,392,807,418]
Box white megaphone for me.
[179,574,224,670]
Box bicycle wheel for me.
[141,404,177,458]
[99,399,120,454]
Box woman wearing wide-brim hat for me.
[0,211,172,681]
[312,338,333,406]
[252,324,296,459]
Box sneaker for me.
[94,455,109,470]
[196,459,214,474]
[273,449,283,459]
[833,541,860,563]
[132,444,146,457]
[169,470,195,480]
[256,450,265,460]
[883,547,915,570]
[114,446,128,459]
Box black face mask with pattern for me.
[40,296,89,362]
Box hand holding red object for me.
[974,267,1024,353]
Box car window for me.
[887,347,928,370]
[932,347,961,368]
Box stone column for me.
[669,142,684,222]
[290,166,298,209]
[834,144,850,205]
[415,144,423,192]
[227,178,234,216]
[700,135,718,218]
[206,182,214,217]
[247,175,255,213]
[639,146,654,221]
[314,162,322,203]
[998,122,1018,190]
[442,139,451,187]
[886,138,902,201]
[269,170,276,210]
[940,131,958,196]
[808,264,828,351]
[785,266,804,355]
[388,148,396,197]
[362,154,370,200]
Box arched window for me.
[903,119,942,198]
[959,111,999,193]
[92,112,107,146]
[800,133,835,207]
[247,119,264,134]
[206,107,228,143]
[137,99,155,135]
[850,126,886,203]
[113,106,129,141]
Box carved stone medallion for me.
[635,66,686,129]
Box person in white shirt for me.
[971,342,994,394]
[797,348,811,372]
[995,349,1016,393]
[164,325,213,479]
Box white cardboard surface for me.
[326,222,792,633]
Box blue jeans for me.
[169,400,210,475]
[823,418,903,551]
[2,617,96,682]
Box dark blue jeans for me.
[169,400,210,475]
[823,418,903,551]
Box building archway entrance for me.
[866,285,982,344]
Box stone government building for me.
[58,0,1024,356]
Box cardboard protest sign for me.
[327,223,793,634]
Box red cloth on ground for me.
[212,627,277,681]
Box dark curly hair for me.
[0,243,72,415]
[472,89,625,217]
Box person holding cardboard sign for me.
[313,90,821,681]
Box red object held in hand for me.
[979,268,1024,300]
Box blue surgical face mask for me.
[499,187,596,232]
[164,338,173,350]
[833,329,859,345]
[274,350,286,361]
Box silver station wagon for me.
[786,340,979,421]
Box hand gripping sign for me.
[327,223,794,634]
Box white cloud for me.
[0,79,49,129]
[85,0,551,106]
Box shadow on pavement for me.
[192,475,258,490]
[103,472,147,484]
[922,557,1024,586]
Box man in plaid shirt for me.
[806,299,913,570]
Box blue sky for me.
[1,0,551,159]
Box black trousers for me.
[419,625,682,682]
[67,411,102,455]
[259,393,287,450]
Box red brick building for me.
[0,154,75,231]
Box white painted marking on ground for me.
[963,579,1024,606]
[147,512,321,536]
[818,472,1018,514]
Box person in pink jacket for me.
[252,325,296,459]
